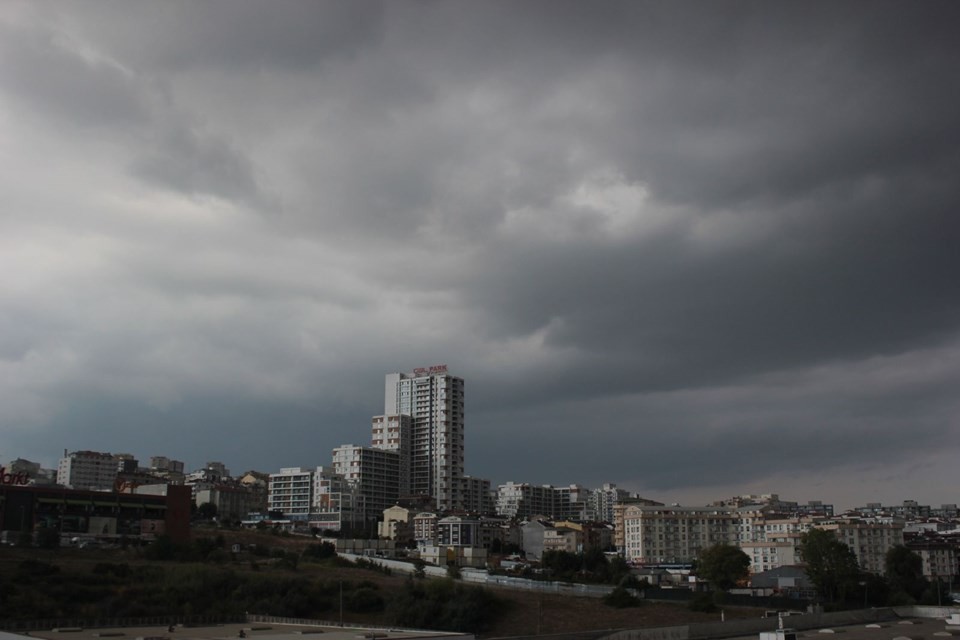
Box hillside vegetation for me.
[0,531,758,637]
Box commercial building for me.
[0,483,192,544]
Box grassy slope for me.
[0,530,763,638]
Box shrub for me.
[688,591,718,613]
[603,586,642,608]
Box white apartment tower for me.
[384,366,465,511]
[57,450,120,491]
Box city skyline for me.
[1,2,958,510]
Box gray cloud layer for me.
[1,1,958,508]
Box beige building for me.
[620,505,740,564]
[379,505,412,540]
[815,517,905,574]
[906,541,958,580]
[543,526,582,554]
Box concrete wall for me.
[892,605,960,619]
[602,608,900,640]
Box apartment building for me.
[715,494,834,517]
[149,456,185,474]
[589,483,631,523]
[853,500,931,519]
[267,467,313,519]
[740,516,811,573]
[57,450,121,491]
[612,496,665,553]
[332,445,400,520]
[311,465,358,532]
[438,515,479,546]
[459,475,494,515]
[816,517,905,574]
[195,484,259,521]
[496,482,579,519]
[413,511,439,544]
[379,505,412,540]
[371,414,411,496]
[619,505,740,564]
[543,526,582,554]
[905,539,958,580]
[384,366,464,510]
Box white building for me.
[589,483,631,523]
[268,467,313,519]
[384,366,464,511]
[57,450,120,491]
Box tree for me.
[885,545,927,603]
[697,544,750,591]
[412,558,426,579]
[196,502,218,520]
[35,527,61,550]
[603,586,642,608]
[800,528,860,603]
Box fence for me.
[0,614,245,633]
[340,553,618,598]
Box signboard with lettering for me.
[413,364,448,376]
[0,467,30,485]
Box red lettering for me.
[0,467,30,485]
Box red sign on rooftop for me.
[413,364,448,376]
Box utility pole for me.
[339,580,344,627]
[537,596,542,635]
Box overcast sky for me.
[2,1,958,510]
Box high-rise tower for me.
[379,365,464,511]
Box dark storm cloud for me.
[58,1,386,72]
[2,1,959,505]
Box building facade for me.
[332,445,401,521]
[620,505,740,564]
[267,467,313,519]
[371,414,412,497]
[384,367,464,510]
[57,450,121,491]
